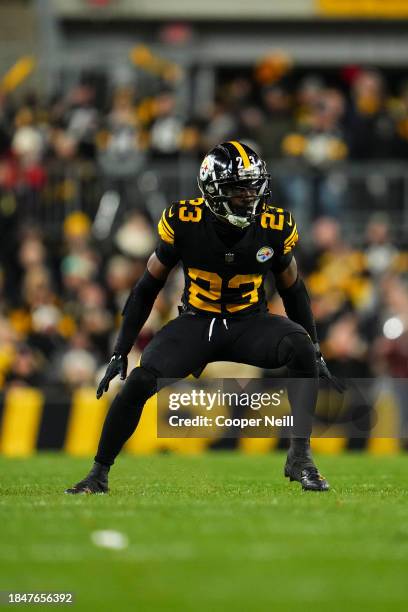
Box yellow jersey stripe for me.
[283,231,299,254]
[285,232,298,248]
[284,223,298,245]
[161,212,174,236]
[158,219,173,240]
[160,217,174,241]
[229,141,251,168]
[158,219,174,244]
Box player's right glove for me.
[96,353,128,399]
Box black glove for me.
[314,343,346,394]
[96,354,128,399]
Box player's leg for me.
[65,314,212,494]
[93,313,213,468]
[219,314,328,491]
[219,313,318,436]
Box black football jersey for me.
[156,198,298,317]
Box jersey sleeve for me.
[282,211,299,255]
[157,205,176,246]
[155,205,180,268]
[270,251,293,275]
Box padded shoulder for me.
[260,205,299,254]
[157,198,206,244]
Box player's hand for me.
[96,354,128,399]
[314,343,346,394]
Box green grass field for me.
[0,453,408,611]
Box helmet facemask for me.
[203,172,270,228]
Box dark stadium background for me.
[0,0,407,457]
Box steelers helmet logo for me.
[256,246,274,262]
[200,156,213,181]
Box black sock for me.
[277,333,318,450]
[89,461,110,478]
[94,394,144,466]
[287,372,318,441]
[289,438,311,456]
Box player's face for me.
[221,181,262,216]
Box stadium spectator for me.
[281,88,348,218]
[346,69,397,159]
[257,85,294,159]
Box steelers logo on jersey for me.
[256,246,274,263]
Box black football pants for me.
[95,313,318,466]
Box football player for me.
[65,141,343,495]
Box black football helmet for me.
[197,141,271,228]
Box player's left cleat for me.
[64,462,109,495]
[284,453,330,491]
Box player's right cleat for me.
[64,462,110,495]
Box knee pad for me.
[277,332,317,377]
[119,366,157,406]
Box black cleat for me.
[284,453,330,492]
[65,462,110,495]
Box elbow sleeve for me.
[114,270,165,356]
[122,270,165,319]
[278,276,318,343]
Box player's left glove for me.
[314,343,346,393]
[96,353,128,399]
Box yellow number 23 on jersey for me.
[188,268,262,313]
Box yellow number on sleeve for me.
[261,209,284,230]
[179,198,204,223]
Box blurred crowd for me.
[3,63,408,167]
[1,64,408,222]
[0,205,407,389]
[0,62,407,440]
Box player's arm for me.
[275,256,344,392]
[96,206,179,399]
[96,254,173,399]
[275,255,318,343]
[113,253,172,355]
[268,210,317,341]
[272,210,345,392]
